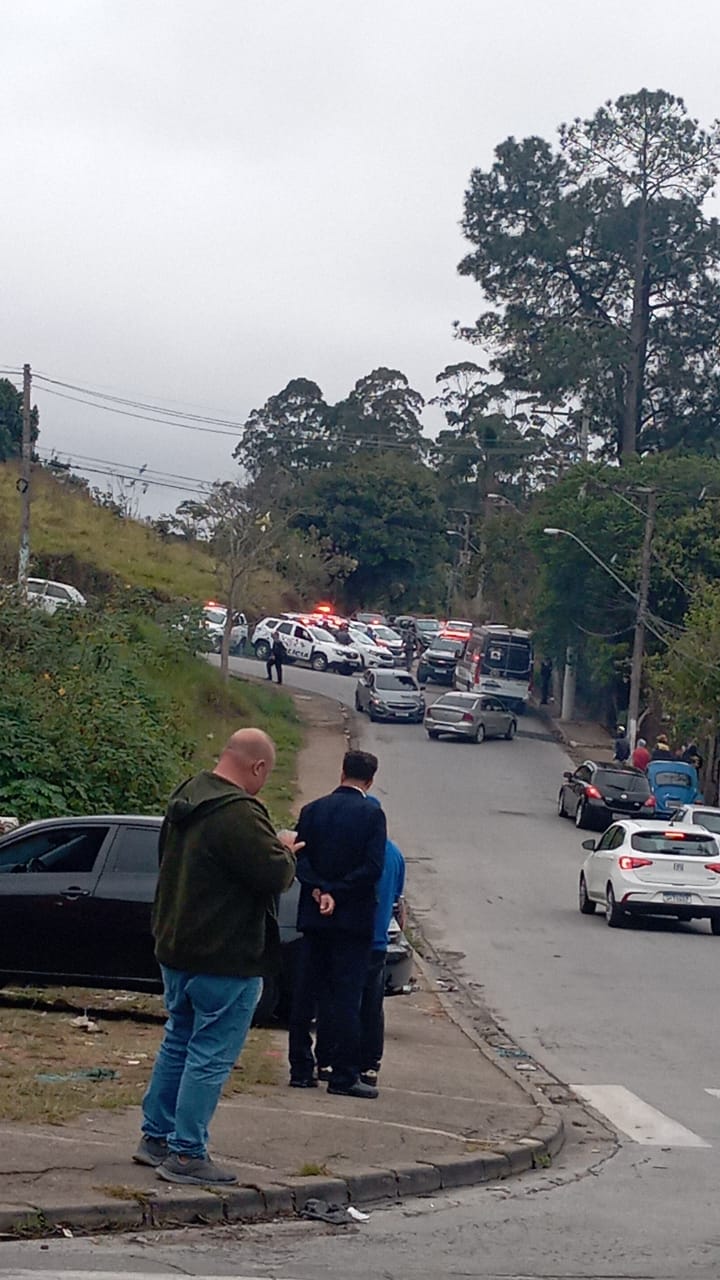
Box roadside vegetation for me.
[0,600,301,827]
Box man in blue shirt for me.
[358,795,406,1087]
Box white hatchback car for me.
[579,819,720,932]
[27,578,86,614]
[671,804,720,836]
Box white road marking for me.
[222,1097,470,1142]
[572,1084,710,1147]
[3,1275,296,1280]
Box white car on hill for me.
[251,617,362,674]
[578,819,720,931]
[202,605,247,653]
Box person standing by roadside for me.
[266,631,286,684]
[613,725,631,763]
[403,624,416,672]
[358,795,406,1089]
[288,750,386,1099]
[135,728,300,1186]
[651,733,673,761]
[539,658,552,705]
[631,737,651,772]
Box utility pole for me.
[580,406,590,463]
[17,363,32,601]
[627,488,656,750]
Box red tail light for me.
[585,785,602,799]
[461,712,475,723]
[618,855,653,871]
[705,862,720,874]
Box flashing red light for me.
[619,855,653,871]
[315,603,333,614]
[585,784,602,800]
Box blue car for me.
[646,760,701,818]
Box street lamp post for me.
[543,520,655,746]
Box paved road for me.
[3,657,719,1277]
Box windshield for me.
[203,608,225,625]
[375,673,418,691]
[631,832,716,855]
[373,627,400,641]
[652,770,695,788]
[309,627,337,643]
[595,770,649,794]
[416,620,440,633]
[429,639,463,654]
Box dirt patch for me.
[0,996,278,1125]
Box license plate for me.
[663,892,691,903]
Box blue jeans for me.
[142,966,262,1158]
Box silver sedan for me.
[424,691,517,742]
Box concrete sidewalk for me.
[0,977,561,1236]
[534,699,614,762]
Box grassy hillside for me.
[0,462,219,601]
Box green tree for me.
[458,89,720,459]
[233,378,332,480]
[0,378,39,462]
[332,367,425,460]
[294,455,446,609]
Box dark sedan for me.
[0,816,413,1020]
[417,637,465,685]
[557,760,656,830]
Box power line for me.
[33,372,245,429]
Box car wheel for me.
[711,916,720,936]
[575,799,590,829]
[427,730,440,739]
[475,723,486,743]
[254,639,270,661]
[311,652,328,671]
[505,720,516,741]
[605,883,626,928]
[557,789,568,818]
[579,873,596,915]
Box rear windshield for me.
[481,639,532,676]
[375,674,417,691]
[595,770,649,794]
[690,811,720,834]
[437,695,476,710]
[631,832,717,856]
[652,771,695,788]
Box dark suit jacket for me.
[295,786,387,937]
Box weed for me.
[296,1162,332,1177]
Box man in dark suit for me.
[288,750,386,1099]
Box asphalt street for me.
[4,656,720,1278]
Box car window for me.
[439,695,476,710]
[375,673,418,691]
[575,766,591,782]
[631,831,717,855]
[595,770,649,794]
[296,627,311,641]
[27,580,45,595]
[595,827,619,851]
[651,770,696,789]
[689,810,720,834]
[0,826,110,874]
[108,826,160,875]
[45,583,70,600]
[609,827,626,850]
[277,622,293,635]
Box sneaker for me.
[289,1075,318,1088]
[133,1135,169,1167]
[327,1079,379,1100]
[156,1153,238,1185]
[359,1069,379,1087]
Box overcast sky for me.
[2,0,719,514]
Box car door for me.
[485,698,508,736]
[89,824,161,986]
[0,822,113,977]
[293,625,314,663]
[586,824,620,896]
[569,765,591,817]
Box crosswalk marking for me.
[572,1084,711,1147]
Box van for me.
[454,625,533,713]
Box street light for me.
[543,526,649,745]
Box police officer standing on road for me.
[266,631,286,685]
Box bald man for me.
[135,728,300,1186]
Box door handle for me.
[60,887,90,900]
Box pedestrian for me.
[265,631,286,684]
[539,658,552,705]
[288,750,386,1099]
[682,742,703,770]
[134,728,300,1186]
[403,625,416,672]
[613,725,631,763]
[631,738,651,772]
[314,795,406,1090]
[651,733,673,761]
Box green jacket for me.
[153,770,296,978]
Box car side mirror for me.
[581,838,596,851]
[563,771,573,781]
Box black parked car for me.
[0,816,413,1019]
[417,637,465,685]
[557,761,656,830]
